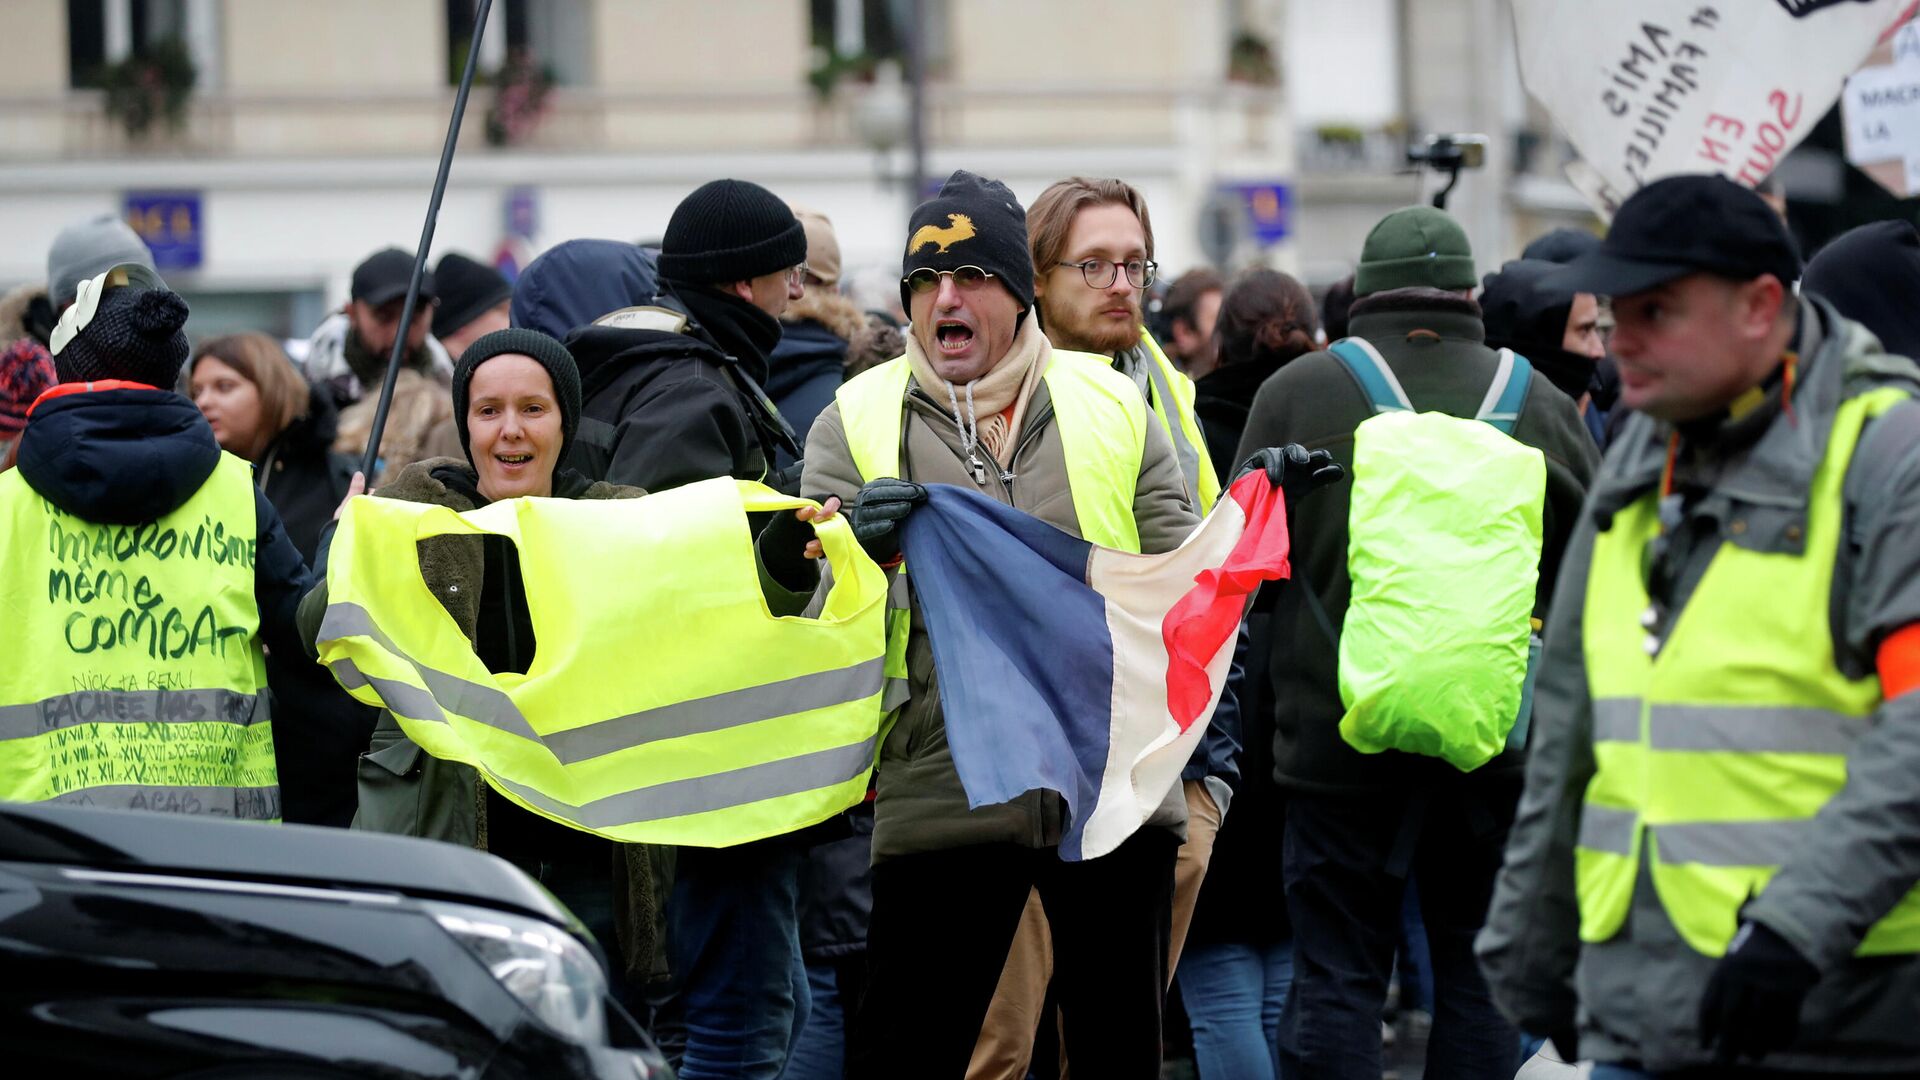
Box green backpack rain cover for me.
[1329,338,1545,772]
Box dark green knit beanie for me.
[1354,206,1476,296]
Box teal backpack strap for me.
[1329,338,1414,414]
[1473,348,1533,436]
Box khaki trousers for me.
[966,778,1223,1079]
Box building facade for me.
[0,0,1592,341]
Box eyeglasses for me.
[785,264,811,288]
[1058,257,1157,290]
[903,266,998,294]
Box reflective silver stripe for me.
[1577,804,1638,855]
[1142,353,1204,498]
[545,658,886,765]
[1591,698,1641,743]
[1654,819,1808,867]
[0,688,264,741]
[331,657,453,728]
[881,679,912,713]
[1646,705,1870,756]
[327,602,886,764]
[321,603,542,742]
[46,783,281,820]
[491,736,878,828]
[887,573,910,610]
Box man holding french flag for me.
[803,169,1337,1079]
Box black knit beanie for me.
[451,327,582,463]
[901,170,1034,314]
[658,179,807,285]
[433,252,513,339]
[53,287,190,387]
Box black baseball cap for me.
[1548,174,1802,298]
[351,247,437,308]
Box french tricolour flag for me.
[900,471,1290,860]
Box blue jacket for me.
[766,318,848,471]
[510,239,659,341]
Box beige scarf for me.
[905,313,1052,465]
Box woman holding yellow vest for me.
[297,327,836,1007]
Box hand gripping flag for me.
[900,470,1290,860]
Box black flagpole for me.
[360,0,493,480]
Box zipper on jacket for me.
[906,390,1054,507]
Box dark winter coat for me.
[769,290,865,472]
[1192,353,1288,483]
[15,385,310,661]
[561,283,801,494]
[799,800,875,962]
[1233,292,1599,794]
[259,382,357,565]
[256,382,371,828]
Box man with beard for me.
[961,176,1245,1080]
[302,247,455,409]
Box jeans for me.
[1176,938,1294,1080]
[1276,784,1521,1080]
[667,842,810,1080]
[781,956,867,1080]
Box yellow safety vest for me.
[0,454,277,819]
[1133,329,1222,514]
[1576,386,1920,957]
[834,349,1150,703]
[316,478,889,848]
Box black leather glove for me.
[1237,444,1343,510]
[1698,921,1821,1064]
[848,478,928,564]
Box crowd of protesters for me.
[5,166,1920,1080]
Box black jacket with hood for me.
[542,265,801,494]
[15,385,311,667]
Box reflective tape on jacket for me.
[1136,329,1221,514]
[1577,386,1920,957]
[0,454,277,819]
[316,478,889,848]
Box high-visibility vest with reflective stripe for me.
[1577,385,1920,957]
[316,478,889,847]
[835,350,1149,709]
[836,350,1147,550]
[1134,329,1222,514]
[0,454,277,819]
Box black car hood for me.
[16,387,223,525]
[0,802,571,927]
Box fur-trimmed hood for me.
[0,281,50,349]
[780,287,868,343]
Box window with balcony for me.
[808,0,949,97]
[446,0,591,86]
[69,0,218,90]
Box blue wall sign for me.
[124,191,203,271]
[1227,182,1292,245]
